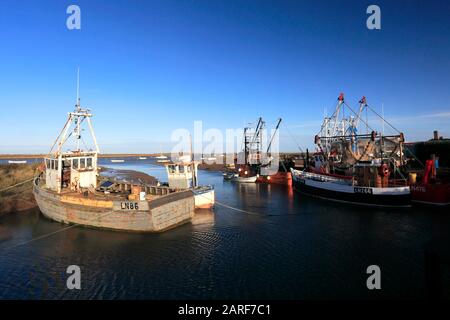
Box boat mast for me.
[243,127,247,165]
[266,118,282,154]
[189,134,197,188]
[355,96,367,131]
[52,69,99,155]
[76,67,81,152]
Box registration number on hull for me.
[113,201,149,211]
[354,187,373,194]
[120,202,139,210]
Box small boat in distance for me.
[8,160,27,164]
[155,144,168,162]
[138,157,147,160]
[157,158,170,163]
[233,174,258,183]
[155,154,169,163]
[111,159,125,163]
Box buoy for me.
[378,164,390,177]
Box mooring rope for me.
[3,184,296,251]
[0,178,34,193]
[213,199,261,216]
[3,209,117,250]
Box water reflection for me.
[0,159,449,299]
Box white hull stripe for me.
[291,169,410,196]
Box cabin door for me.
[62,160,71,189]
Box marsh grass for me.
[0,163,40,213]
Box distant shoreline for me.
[0,152,304,160]
[0,153,162,159]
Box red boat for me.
[409,158,450,206]
[256,171,292,186]
[410,183,450,206]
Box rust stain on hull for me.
[33,179,195,233]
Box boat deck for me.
[36,176,178,205]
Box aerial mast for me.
[76,67,81,151]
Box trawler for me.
[291,94,411,207]
[229,117,292,185]
[33,90,195,232]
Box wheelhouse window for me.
[46,159,50,169]
[73,158,79,169]
[87,157,93,168]
[179,165,185,173]
[168,165,176,173]
[80,158,86,169]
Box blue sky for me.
[0,0,449,153]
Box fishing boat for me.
[33,84,195,232]
[8,160,27,164]
[231,163,259,182]
[138,156,147,160]
[292,93,411,207]
[111,159,125,163]
[254,118,294,186]
[256,169,293,186]
[164,154,215,209]
[291,166,411,207]
[228,118,264,183]
[223,172,238,180]
[228,117,292,184]
[406,153,450,206]
[410,180,450,206]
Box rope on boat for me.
[365,104,402,134]
[285,125,305,154]
[0,178,34,193]
[343,101,376,134]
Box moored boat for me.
[228,117,288,184]
[33,86,195,232]
[291,168,411,207]
[407,156,450,206]
[410,182,450,206]
[164,154,215,209]
[292,93,411,207]
[256,171,292,186]
[8,160,27,164]
[232,175,258,183]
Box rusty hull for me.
[33,178,195,232]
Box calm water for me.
[0,158,449,299]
